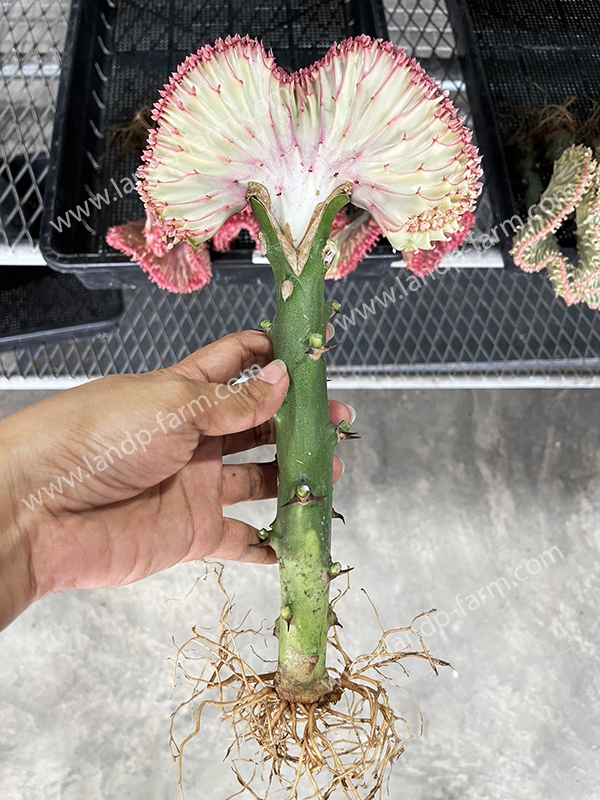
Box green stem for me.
[251,194,348,703]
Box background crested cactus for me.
[511,144,600,309]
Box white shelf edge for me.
[1,374,599,390]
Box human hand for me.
[0,330,353,630]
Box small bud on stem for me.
[327,563,354,582]
[306,343,339,361]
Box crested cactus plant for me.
[106,208,212,292]
[108,204,382,290]
[133,34,480,795]
[511,144,600,308]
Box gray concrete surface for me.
[1,388,599,800]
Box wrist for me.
[0,425,37,631]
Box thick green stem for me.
[251,194,348,703]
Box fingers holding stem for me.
[222,400,355,455]
[220,453,346,507]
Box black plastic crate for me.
[41,0,391,290]
[0,267,123,351]
[447,0,600,269]
[0,152,122,350]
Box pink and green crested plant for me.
[211,204,262,252]
[138,34,481,798]
[106,209,212,293]
[213,205,386,280]
[108,203,474,288]
[140,35,480,258]
[323,209,383,280]
[402,210,476,277]
[510,144,600,308]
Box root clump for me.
[170,568,449,800]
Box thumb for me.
[188,359,289,436]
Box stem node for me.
[306,343,339,361]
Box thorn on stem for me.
[337,421,360,441]
[306,343,339,361]
[250,527,272,547]
[330,608,343,629]
[328,564,354,582]
[327,603,343,630]
[332,508,346,524]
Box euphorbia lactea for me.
[108,203,474,287]
[141,35,479,258]
[511,144,600,308]
[106,209,212,292]
[139,33,481,794]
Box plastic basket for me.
[447,0,600,267]
[0,267,123,351]
[41,0,390,289]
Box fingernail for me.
[338,457,346,476]
[343,404,356,425]
[326,322,335,342]
[257,359,287,385]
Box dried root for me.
[110,107,154,153]
[505,90,600,209]
[170,567,449,800]
[579,100,600,149]
[528,94,578,147]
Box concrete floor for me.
[0,388,599,800]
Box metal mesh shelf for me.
[1,0,67,250]
[3,268,600,384]
[2,0,600,385]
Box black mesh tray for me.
[447,0,600,269]
[0,267,123,351]
[41,0,391,290]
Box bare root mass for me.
[170,568,449,799]
[110,107,154,153]
[507,88,600,151]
